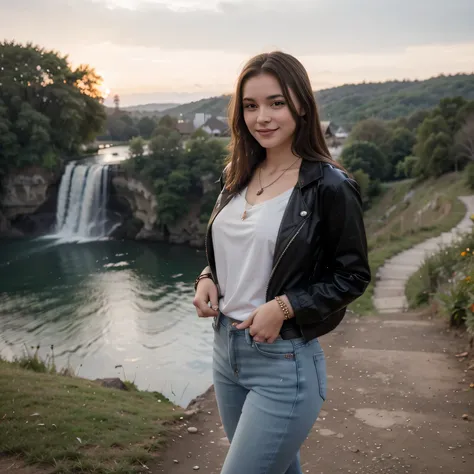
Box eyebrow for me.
[242,94,285,101]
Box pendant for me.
[256,188,264,196]
[241,210,247,220]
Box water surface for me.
[0,238,214,407]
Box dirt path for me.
[155,310,473,473]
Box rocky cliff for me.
[110,171,210,248]
[0,167,60,237]
[0,164,212,247]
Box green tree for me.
[159,115,178,130]
[435,97,467,135]
[388,127,416,177]
[454,118,474,165]
[0,41,106,172]
[137,116,156,139]
[351,169,370,205]
[340,141,388,181]
[124,133,227,228]
[455,100,474,129]
[396,155,419,179]
[0,102,19,175]
[347,118,392,155]
[405,109,431,132]
[191,128,210,140]
[129,136,146,158]
[414,115,452,177]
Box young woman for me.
[193,51,370,474]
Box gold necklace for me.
[241,197,252,221]
[241,157,301,220]
[256,157,301,195]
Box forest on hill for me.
[128,73,474,129]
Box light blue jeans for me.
[212,313,327,474]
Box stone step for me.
[373,287,406,298]
[373,296,407,311]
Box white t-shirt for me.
[211,186,293,321]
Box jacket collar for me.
[298,159,325,188]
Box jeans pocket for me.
[252,338,297,360]
[313,351,327,401]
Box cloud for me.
[1,0,473,55]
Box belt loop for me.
[244,328,253,346]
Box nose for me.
[256,108,271,124]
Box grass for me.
[0,355,183,473]
[349,172,470,315]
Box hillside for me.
[316,73,474,127]
[122,102,178,113]
[132,73,474,127]
[351,173,470,314]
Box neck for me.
[263,143,300,172]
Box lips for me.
[257,128,278,136]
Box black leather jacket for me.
[204,159,371,341]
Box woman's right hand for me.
[193,278,219,318]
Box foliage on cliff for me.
[125,126,226,227]
[0,41,106,177]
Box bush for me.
[340,140,389,181]
[437,268,474,330]
[407,226,474,333]
[464,162,474,190]
[396,155,419,179]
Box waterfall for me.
[55,162,111,240]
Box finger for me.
[236,312,255,330]
[266,335,278,344]
[193,298,216,317]
[196,308,204,318]
[209,285,219,312]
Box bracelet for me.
[194,272,213,291]
[275,296,291,320]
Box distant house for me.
[335,126,349,139]
[201,117,229,136]
[193,113,212,129]
[175,120,195,138]
[320,121,335,138]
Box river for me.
[0,145,215,408]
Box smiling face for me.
[242,73,301,152]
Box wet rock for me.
[188,426,198,433]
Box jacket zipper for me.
[265,218,308,301]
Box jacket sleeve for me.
[285,178,371,326]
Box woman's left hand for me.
[236,300,285,344]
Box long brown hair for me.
[225,51,343,193]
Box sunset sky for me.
[1,0,473,106]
